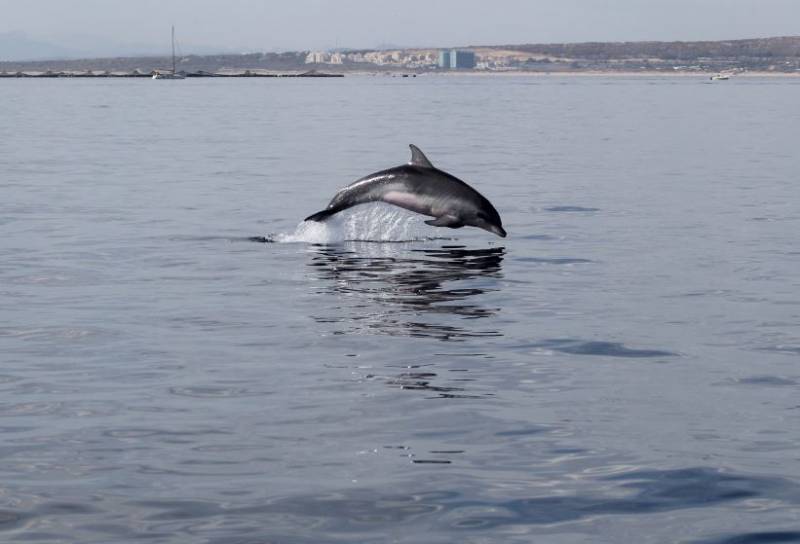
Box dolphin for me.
[304,145,506,237]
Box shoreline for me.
[3,69,799,79]
[0,70,344,79]
[390,70,800,78]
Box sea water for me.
[1,75,800,543]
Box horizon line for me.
[2,34,799,64]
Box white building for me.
[305,51,330,64]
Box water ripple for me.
[0,509,29,530]
[168,386,267,398]
[90,466,795,537]
[694,532,800,544]
[735,376,798,387]
[443,467,799,529]
[519,339,677,358]
[544,206,600,212]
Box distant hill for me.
[0,31,241,62]
[0,51,310,73]
[470,36,800,72]
[482,36,800,61]
[0,31,83,61]
[3,36,800,73]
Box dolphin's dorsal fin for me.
[408,144,434,169]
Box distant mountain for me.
[3,35,800,73]
[373,42,411,51]
[0,31,84,61]
[0,31,237,61]
[0,51,310,73]
[480,36,800,60]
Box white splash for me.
[273,203,436,244]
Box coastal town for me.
[2,36,800,75]
[300,38,800,73]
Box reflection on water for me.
[92,466,797,541]
[308,245,505,341]
[368,363,491,400]
[271,466,800,535]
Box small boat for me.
[153,26,185,80]
[710,73,730,81]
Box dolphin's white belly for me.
[382,190,436,217]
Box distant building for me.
[450,50,476,69]
[305,51,330,64]
[438,49,476,69]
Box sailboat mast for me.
[171,25,176,73]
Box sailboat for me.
[153,26,185,80]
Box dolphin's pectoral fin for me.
[425,215,464,229]
[304,207,340,222]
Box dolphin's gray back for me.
[327,165,490,218]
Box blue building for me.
[438,50,451,69]
[450,50,476,69]
[439,49,476,70]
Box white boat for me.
[710,73,730,81]
[153,26,185,80]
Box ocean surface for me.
[2,74,800,543]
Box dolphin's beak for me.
[489,224,507,238]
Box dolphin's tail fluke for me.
[304,208,339,222]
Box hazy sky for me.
[2,0,799,53]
